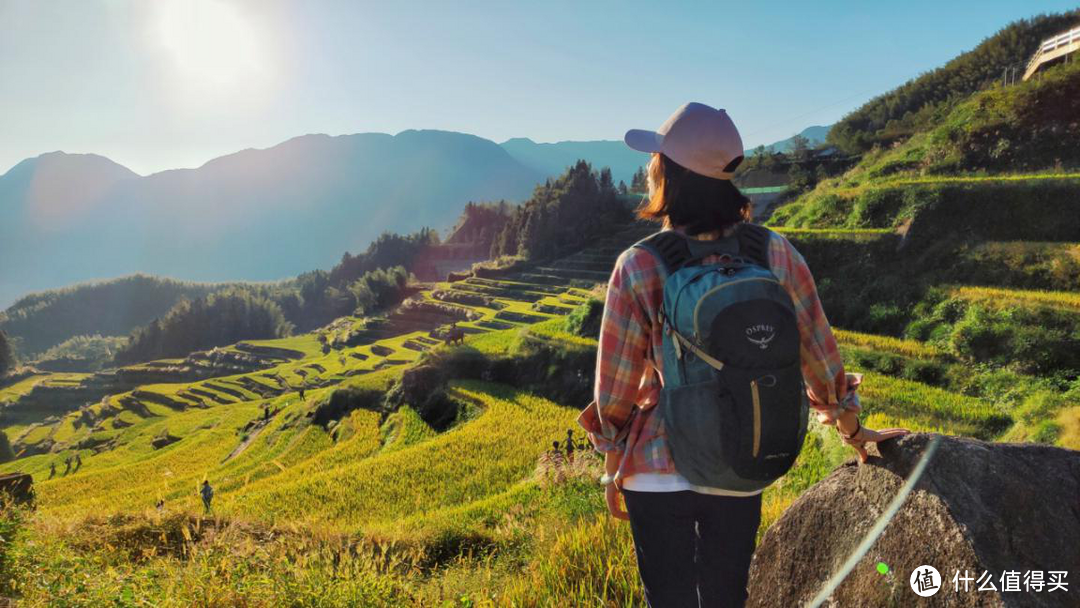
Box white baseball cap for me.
[625,102,744,180]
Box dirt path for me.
[222,419,269,463]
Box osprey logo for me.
[745,324,776,350]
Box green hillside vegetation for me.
[113,291,294,366]
[0,229,442,363]
[491,160,631,259]
[828,10,1080,153]
[31,334,127,372]
[3,160,631,368]
[0,276,238,359]
[772,61,1080,231]
[0,216,1076,604]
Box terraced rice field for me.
[949,285,1080,313]
[0,222,1067,605]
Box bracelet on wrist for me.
[600,473,616,486]
[839,417,862,440]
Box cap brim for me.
[624,129,664,153]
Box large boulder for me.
[748,434,1080,607]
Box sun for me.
[151,0,272,100]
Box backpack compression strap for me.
[633,223,773,274]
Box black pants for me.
[622,489,762,608]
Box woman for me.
[578,102,907,607]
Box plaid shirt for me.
[577,225,854,479]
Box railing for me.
[1025,25,1080,76]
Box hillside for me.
[0,275,248,359]
[828,10,1080,153]
[0,205,1076,602]
[771,60,1080,235]
[1,163,627,364]
[0,131,546,310]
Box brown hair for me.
[636,153,752,235]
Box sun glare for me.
[152,0,273,101]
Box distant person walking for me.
[49,462,56,479]
[200,480,214,514]
[74,453,82,470]
[578,102,908,607]
[565,429,576,460]
[62,456,72,476]
[298,386,306,402]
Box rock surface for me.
[747,434,1080,607]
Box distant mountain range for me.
[0,127,824,308]
[754,125,832,154]
[499,138,648,186]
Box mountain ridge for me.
[0,125,831,308]
[0,130,542,309]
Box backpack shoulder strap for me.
[632,231,692,276]
[735,223,772,269]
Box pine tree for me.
[0,431,13,463]
[0,329,13,376]
[630,167,648,193]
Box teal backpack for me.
[634,223,808,492]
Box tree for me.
[790,134,811,161]
[0,329,12,376]
[630,167,648,193]
[788,163,813,192]
[490,160,631,260]
[599,167,614,192]
[113,291,292,365]
[0,431,13,463]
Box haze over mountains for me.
[757,125,831,153]
[0,127,817,308]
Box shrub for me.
[564,299,603,339]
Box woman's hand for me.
[603,451,630,520]
[605,482,629,520]
[837,410,909,462]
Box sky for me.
[0,0,1077,176]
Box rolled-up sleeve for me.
[577,250,651,453]
[768,234,852,424]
